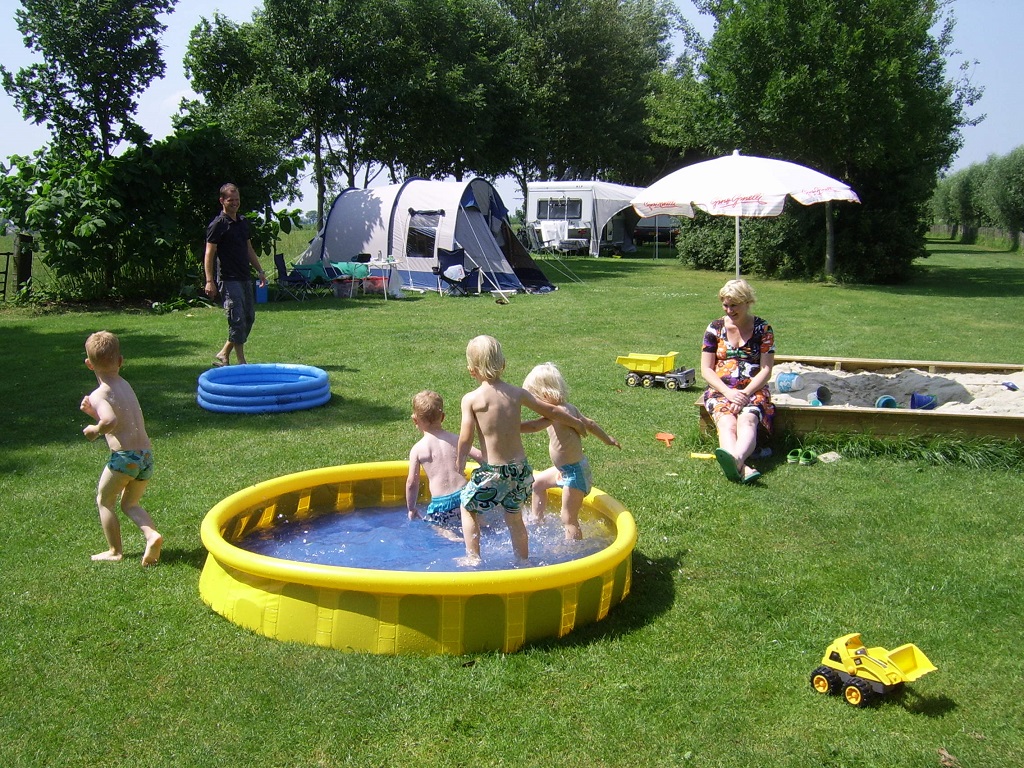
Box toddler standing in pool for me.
[406,390,482,537]
[457,336,586,563]
[522,363,620,540]
[80,331,163,566]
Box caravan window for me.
[408,211,441,258]
[537,198,583,220]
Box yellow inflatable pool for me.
[199,461,636,654]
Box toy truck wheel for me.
[625,373,641,387]
[665,378,680,391]
[843,678,874,708]
[641,375,656,388]
[810,666,841,696]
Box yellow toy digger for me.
[810,633,937,707]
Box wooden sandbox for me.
[697,355,1024,440]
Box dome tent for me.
[298,178,555,295]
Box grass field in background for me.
[1,239,1022,767]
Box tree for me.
[1,0,175,161]
[0,123,301,300]
[691,0,983,281]
[983,147,1024,250]
[376,0,523,182]
[184,0,398,226]
[503,0,675,197]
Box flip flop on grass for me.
[714,448,742,482]
[741,469,762,484]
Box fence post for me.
[14,233,33,296]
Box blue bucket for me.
[910,392,937,410]
[776,372,803,393]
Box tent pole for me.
[735,216,741,278]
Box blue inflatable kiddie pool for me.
[197,364,331,414]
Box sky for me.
[0,0,1019,213]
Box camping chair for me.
[273,253,314,301]
[289,260,334,298]
[434,247,480,296]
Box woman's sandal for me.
[714,448,742,482]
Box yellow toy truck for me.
[810,633,937,707]
[615,352,695,391]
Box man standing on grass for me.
[204,183,266,367]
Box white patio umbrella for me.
[631,150,860,277]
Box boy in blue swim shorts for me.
[456,336,588,564]
[522,363,620,540]
[406,391,482,536]
[81,331,163,566]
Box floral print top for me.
[702,315,776,430]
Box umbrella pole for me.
[734,216,741,278]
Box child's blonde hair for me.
[719,279,756,305]
[85,331,121,368]
[523,362,567,405]
[412,390,444,424]
[466,335,505,382]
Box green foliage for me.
[505,0,675,185]
[982,146,1024,249]
[796,431,1024,471]
[1,0,175,160]
[0,124,302,302]
[685,0,982,282]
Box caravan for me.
[525,180,644,256]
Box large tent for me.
[298,178,554,294]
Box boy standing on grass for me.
[80,331,163,566]
[406,390,483,538]
[457,335,586,564]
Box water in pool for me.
[239,506,614,571]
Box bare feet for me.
[213,354,229,367]
[456,554,482,567]
[92,550,123,562]
[435,527,463,543]
[142,533,163,566]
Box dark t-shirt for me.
[206,212,252,281]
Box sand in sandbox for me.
[769,362,1024,416]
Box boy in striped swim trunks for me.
[456,336,586,564]
[81,331,163,566]
[406,390,482,538]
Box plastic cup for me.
[875,395,898,408]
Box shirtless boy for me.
[406,390,482,538]
[521,362,620,540]
[81,331,163,566]
[456,335,585,563]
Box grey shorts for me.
[221,280,255,344]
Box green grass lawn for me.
[1,240,1022,767]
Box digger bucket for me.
[886,643,938,682]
